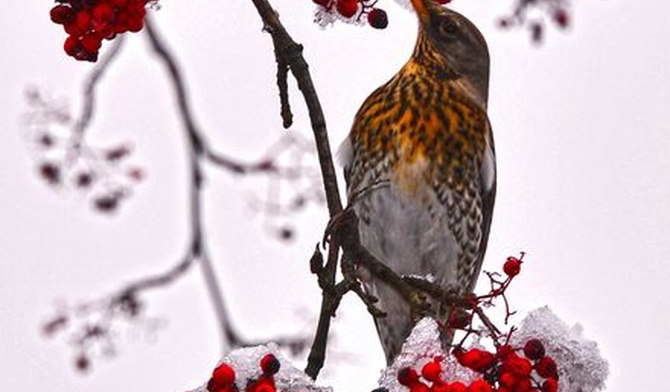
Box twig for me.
[248,0,346,379]
[72,36,126,148]
[144,15,309,353]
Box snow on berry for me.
[378,318,479,392]
[510,307,609,392]
[190,344,332,392]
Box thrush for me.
[340,0,496,363]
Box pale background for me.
[1,0,669,391]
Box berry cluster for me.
[497,0,571,43]
[49,0,151,61]
[396,339,558,392]
[453,340,559,392]
[312,0,389,29]
[311,0,451,29]
[207,354,281,392]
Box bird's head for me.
[409,0,490,107]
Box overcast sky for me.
[1,0,669,391]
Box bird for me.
[339,0,496,364]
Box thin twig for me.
[144,15,309,352]
[144,15,235,352]
[72,36,126,146]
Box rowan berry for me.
[468,379,492,392]
[501,354,532,377]
[535,356,558,379]
[50,5,75,25]
[553,9,569,28]
[367,8,388,29]
[92,3,114,24]
[421,359,442,383]
[431,381,450,392]
[212,363,236,385]
[63,36,81,57]
[260,354,280,375]
[523,339,546,361]
[335,0,358,18]
[542,378,559,392]
[409,384,430,392]
[455,348,495,372]
[498,372,517,390]
[397,367,420,387]
[448,381,467,392]
[81,33,103,52]
[503,257,522,277]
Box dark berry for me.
[50,5,75,25]
[523,338,546,360]
[260,353,280,375]
[367,8,388,29]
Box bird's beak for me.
[409,0,434,24]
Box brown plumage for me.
[340,0,496,363]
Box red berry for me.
[515,377,533,392]
[501,354,532,377]
[503,257,522,277]
[468,379,492,392]
[498,372,517,390]
[535,356,558,379]
[93,3,114,23]
[397,367,420,387]
[247,376,276,392]
[126,4,147,19]
[111,0,130,6]
[81,33,102,52]
[431,381,450,392]
[409,384,430,392]
[421,359,442,383]
[63,36,81,57]
[335,0,358,18]
[455,349,495,372]
[212,363,236,385]
[260,354,280,375]
[448,381,467,392]
[523,339,546,360]
[50,5,75,25]
[496,344,514,359]
[367,8,388,29]
[542,378,559,392]
[127,17,144,32]
[553,9,569,28]
[65,10,92,37]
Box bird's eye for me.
[438,18,459,37]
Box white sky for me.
[1,0,669,391]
